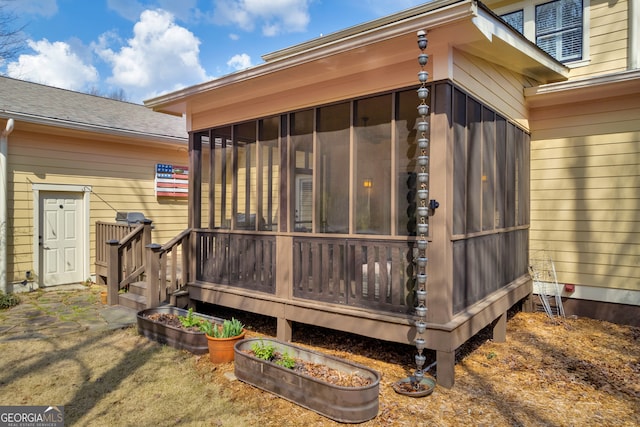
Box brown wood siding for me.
[529,93,640,292]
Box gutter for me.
[631,0,640,69]
[0,111,186,147]
[524,69,640,108]
[1,118,14,294]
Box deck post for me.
[277,318,293,342]
[142,219,153,249]
[492,311,507,343]
[146,243,162,308]
[106,239,120,305]
[436,350,455,388]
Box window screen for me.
[536,0,583,62]
[501,10,524,34]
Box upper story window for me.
[502,9,524,33]
[499,0,587,64]
[535,0,583,62]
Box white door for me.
[40,192,84,286]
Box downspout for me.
[1,118,14,294]
[631,0,640,69]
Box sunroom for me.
[144,0,568,387]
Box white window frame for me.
[495,0,590,67]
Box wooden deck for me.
[97,222,532,388]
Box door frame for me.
[32,183,92,287]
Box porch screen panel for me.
[354,94,392,235]
[211,127,232,229]
[259,116,279,231]
[495,116,507,229]
[517,131,530,226]
[453,88,467,235]
[290,109,314,232]
[395,89,425,236]
[317,102,350,234]
[505,123,517,228]
[466,98,482,234]
[482,107,495,231]
[234,121,257,230]
[200,136,211,229]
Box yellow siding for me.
[571,0,629,78]
[529,93,640,292]
[8,128,189,283]
[452,49,534,128]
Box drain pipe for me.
[1,118,14,294]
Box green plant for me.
[251,339,276,361]
[0,291,20,309]
[179,308,205,329]
[199,320,215,336]
[275,351,296,369]
[202,317,244,338]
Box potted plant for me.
[200,317,245,363]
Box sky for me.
[1,0,427,104]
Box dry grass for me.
[0,308,638,426]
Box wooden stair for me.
[118,281,148,312]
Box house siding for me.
[529,92,640,293]
[571,0,629,78]
[486,0,630,79]
[7,127,188,285]
[452,49,536,129]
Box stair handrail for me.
[106,219,152,305]
[145,228,192,308]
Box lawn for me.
[0,305,638,426]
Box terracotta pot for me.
[206,331,245,363]
[100,291,108,304]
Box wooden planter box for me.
[234,338,380,424]
[137,306,224,354]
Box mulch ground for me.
[193,305,640,426]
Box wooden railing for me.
[101,218,191,308]
[146,229,191,307]
[293,237,415,314]
[100,222,415,314]
[195,230,276,294]
[106,220,152,304]
[95,221,137,284]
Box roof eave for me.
[144,0,475,114]
[524,69,640,108]
[0,110,187,146]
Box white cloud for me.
[107,0,202,23]
[106,0,145,22]
[6,39,98,91]
[5,0,58,17]
[227,53,252,71]
[214,0,310,36]
[95,9,209,102]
